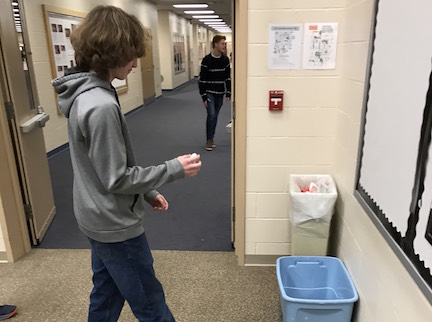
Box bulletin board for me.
[43,5,128,114]
[173,33,185,74]
[355,0,432,302]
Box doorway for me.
[0,0,55,257]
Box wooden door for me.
[0,0,55,245]
[140,28,156,105]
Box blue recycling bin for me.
[276,256,358,322]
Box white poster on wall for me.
[303,23,338,69]
[358,0,432,274]
[268,24,302,69]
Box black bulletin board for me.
[355,0,432,302]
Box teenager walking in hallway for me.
[52,5,201,321]
[198,35,231,151]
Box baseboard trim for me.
[162,77,197,92]
[47,142,69,158]
[144,95,156,106]
[124,104,144,117]
[244,254,283,266]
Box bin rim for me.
[276,256,359,304]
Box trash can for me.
[276,256,358,322]
[289,175,337,256]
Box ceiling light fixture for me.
[173,4,208,8]
[199,19,223,22]
[184,10,214,14]
[192,15,219,19]
[204,22,226,25]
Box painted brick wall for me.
[245,0,343,255]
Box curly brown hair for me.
[70,5,148,80]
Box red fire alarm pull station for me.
[269,90,284,111]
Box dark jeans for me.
[88,233,175,322]
[206,93,224,141]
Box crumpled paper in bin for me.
[289,175,338,225]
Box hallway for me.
[0,80,283,322]
[41,79,233,251]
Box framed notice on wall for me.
[43,5,128,114]
[173,33,185,74]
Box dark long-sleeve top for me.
[198,53,231,102]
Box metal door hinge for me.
[232,101,236,120]
[232,206,236,222]
[5,101,15,120]
[24,204,33,220]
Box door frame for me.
[233,0,247,266]
[0,49,31,263]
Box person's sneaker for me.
[210,140,216,148]
[0,305,17,320]
[205,140,213,151]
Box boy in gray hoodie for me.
[52,6,201,322]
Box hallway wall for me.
[245,1,340,256]
[22,0,161,152]
[158,11,192,90]
[243,0,432,321]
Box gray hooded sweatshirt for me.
[52,72,184,243]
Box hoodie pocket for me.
[130,194,139,211]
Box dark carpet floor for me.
[41,78,233,251]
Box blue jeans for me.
[206,93,224,141]
[88,233,175,322]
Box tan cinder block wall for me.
[245,0,342,255]
[22,0,160,152]
[245,0,432,321]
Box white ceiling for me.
[149,0,232,30]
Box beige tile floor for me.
[0,249,282,322]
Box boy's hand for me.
[150,194,169,211]
[177,154,202,177]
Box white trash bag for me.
[289,175,338,225]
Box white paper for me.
[268,24,302,69]
[303,23,338,69]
